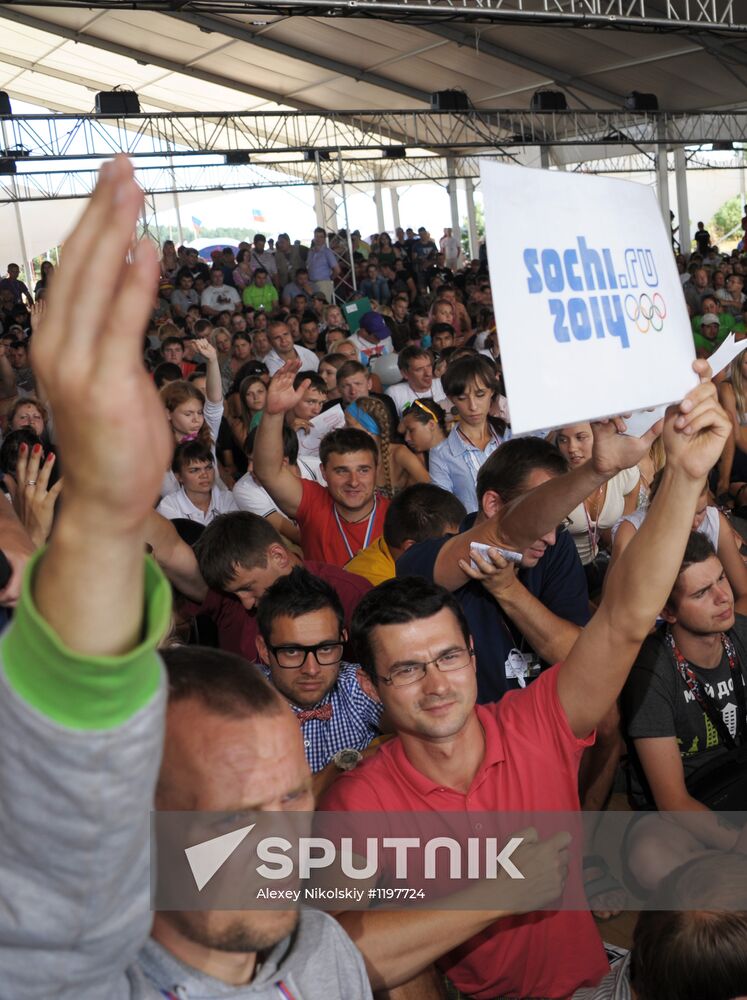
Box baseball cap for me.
[701,313,720,325]
[360,312,391,341]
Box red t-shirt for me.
[193,560,371,662]
[296,480,389,567]
[319,667,608,1000]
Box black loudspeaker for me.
[0,159,17,174]
[431,90,470,112]
[95,90,140,114]
[530,90,567,111]
[225,150,251,165]
[624,91,659,111]
[0,92,11,116]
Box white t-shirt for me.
[566,467,640,565]
[386,378,446,417]
[156,484,238,526]
[233,461,319,517]
[612,504,720,550]
[200,285,241,311]
[265,345,320,376]
[347,332,393,364]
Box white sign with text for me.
[481,161,697,434]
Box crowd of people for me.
[1,161,747,999]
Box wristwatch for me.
[333,748,363,771]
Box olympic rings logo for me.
[624,292,667,333]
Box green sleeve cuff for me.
[1,551,172,729]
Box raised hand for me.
[193,337,217,363]
[264,358,309,416]
[14,442,63,548]
[29,299,46,334]
[590,415,663,479]
[31,155,171,527]
[663,359,731,482]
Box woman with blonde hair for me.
[717,347,747,505]
[345,394,429,498]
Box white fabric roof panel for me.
[0,4,746,129]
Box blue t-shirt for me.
[396,523,590,703]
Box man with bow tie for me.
[255,566,384,776]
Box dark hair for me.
[256,566,345,641]
[401,396,447,435]
[161,645,282,718]
[8,339,27,352]
[193,319,212,337]
[351,577,471,681]
[153,361,183,388]
[245,423,299,465]
[430,323,456,340]
[398,345,430,372]
[193,512,284,590]
[383,484,466,551]
[476,437,568,506]
[254,267,268,277]
[319,427,378,466]
[337,360,368,382]
[172,438,214,475]
[293,371,327,394]
[631,853,747,1000]
[321,352,348,372]
[161,336,184,351]
[0,428,44,477]
[300,312,319,328]
[667,531,718,607]
[442,354,498,399]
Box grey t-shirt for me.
[622,615,747,807]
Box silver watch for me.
[333,748,363,771]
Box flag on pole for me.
[191,216,203,235]
[252,208,265,224]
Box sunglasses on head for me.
[402,399,436,422]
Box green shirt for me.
[693,329,729,355]
[242,283,279,312]
[691,313,735,338]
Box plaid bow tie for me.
[296,704,333,723]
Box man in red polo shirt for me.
[320,363,730,999]
[253,359,389,566]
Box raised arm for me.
[33,160,171,654]
[193,337,222,404]
[558,363,731,738]
[434,418,662,591]
[0,156,173,996]
[253,360,307,519]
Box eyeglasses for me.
[401,399,436,422]
[378,647,474,687]
[267,640,344,669]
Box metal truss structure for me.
[2,147,743,204]
[0,0,743,32]
[2,109,747,167]
[0,154,513,203]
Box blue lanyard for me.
[333,497,377,560]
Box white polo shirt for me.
[156,484,238,526]
[265,344,320,376]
